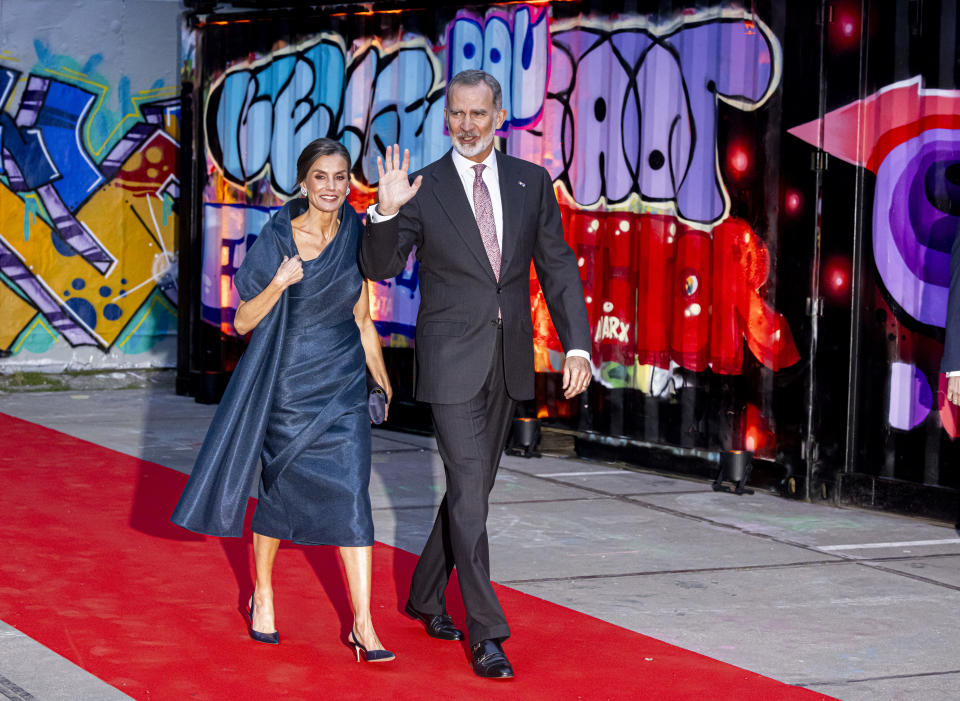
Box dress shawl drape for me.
[171,198,353,537]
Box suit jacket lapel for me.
[431,150,498,283]
[496,150,524,278]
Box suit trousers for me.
[409,326,515,644]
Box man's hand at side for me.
[948,375,960,406]
[562,355,592,399]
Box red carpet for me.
[0,412,830,700]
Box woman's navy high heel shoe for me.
[247,594,279,645]
[349,630,395,662]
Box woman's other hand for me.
[381,378,393,422]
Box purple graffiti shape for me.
[553,29,642,205]
[447,9,549,131]
[631,40,693,202]
[669,20,777,222]
[506,36,573,179]
[0,238,97,346]
[873,129,960,327]
[482,14,514,123]
[510,6,549,128]
[888,362,932,430]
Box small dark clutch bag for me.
[368,384,387,424]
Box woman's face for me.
[301,154,350,214]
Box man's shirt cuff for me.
[566,349,591,361]
[366,204,398,223]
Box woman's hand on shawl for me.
[234,255,302,335]
[375,144,422,216]
[273,255,303,290]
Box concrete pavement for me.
[2,384,959,700]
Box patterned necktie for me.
[472,164,501,280]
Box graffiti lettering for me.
[208,7,780,227]
[447,6,550,130]
[210,35,448,193]
[790,76,960,434]
[511,15,780,222]
[203,5,794,377]
[0,60,179,356]
[790,76,960,328]
[594,314,631,344]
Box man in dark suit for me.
[942,230,960,532]
[360,70,592,679]
[944,231,960,407]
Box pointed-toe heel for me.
[349,631,395,663]
[248,594,279,645]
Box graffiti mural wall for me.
[0,0,181,370]
[791,76,960,434]
[191,3,800,459]
[185,0,958,512]
[785,0,960,501]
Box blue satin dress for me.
[171,200,372,544]
[249,214,373,546]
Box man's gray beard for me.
[451,130,495,158]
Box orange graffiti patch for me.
[114,130,179,197]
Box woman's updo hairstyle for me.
[296,138,352,184]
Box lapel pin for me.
[518,180,526,188]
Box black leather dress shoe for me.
[404,601,464,641]
[471,639,514,679]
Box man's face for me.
[445,82,507,163]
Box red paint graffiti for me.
[113,130,179,198]
[531,204,800,375]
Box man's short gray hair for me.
[446,70,502,111]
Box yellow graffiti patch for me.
[0,284,36,350]
[0,182,175,348]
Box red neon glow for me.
[828,3,861,51]
[831,269,847,291]
[742,403,775,457]
[784,189,802,216]
[727,144,751,177]
[823,255,851,301]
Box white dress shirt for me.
[366,149,589,362]
[450,148,504,249]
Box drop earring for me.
[300,185,307,197]
[346,187,351,196]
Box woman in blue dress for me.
[172,138,394,662]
